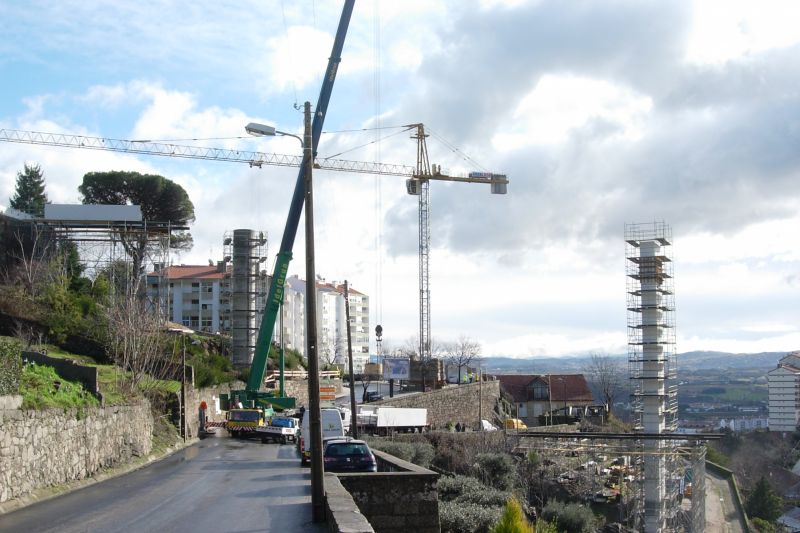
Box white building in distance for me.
[145,264,229,333]
[768,352,800,432]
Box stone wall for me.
[337,450,439,533]
[374,380,502,430]
[0,402,153,503]
[182,381,245,438]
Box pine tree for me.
[746,476,783,523]
[9,163,49,217]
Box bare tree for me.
[104,281,169,391]
[445,335,482,384]
[583,352,624,415]
[8,224,56,300]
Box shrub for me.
[751,517,777,532]
[541,500,596,533]
[0,338,23,395]
[438,475,488,501]
[411,440,436,467]
[371,440,415,462]
[473,452,517,491]
[706,445,730,467]
[491,496,532,533]
[440,500,503,533]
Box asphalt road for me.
[0,432,325,533]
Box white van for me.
[299,408,346,466]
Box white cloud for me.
[493,74,653,149]
[686,0,800,64]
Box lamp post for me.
[245,102,325,522]
[559,376,567,423]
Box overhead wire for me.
[426,127,491,172]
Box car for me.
[323,439,378,473]
[364,391,384,403]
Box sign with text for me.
[383,358,410,380]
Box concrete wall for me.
[182,381,245,438]
[374,381,502,430]
[0,402,153,503]
[337,450,439,533]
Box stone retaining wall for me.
[374,381,502,430]
[0,402,153,503]
[336,450,440,533]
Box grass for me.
[7,336,183,407]
[20,363,100,410]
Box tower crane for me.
[0,125,508,383]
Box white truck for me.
[256,416,299,444]
[298,408,346,466]
[357,407,428,435]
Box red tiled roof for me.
[149,265,226,280]
[495,374,594,403]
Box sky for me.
[2,0,800,359]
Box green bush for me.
[371,440,415,462]
[473,452,517,491]
[438,475,488,501]
[751,517,777,532]
[541,500,596,533]
[0,338,23,395]
[440,500,503,533]
[706,445,730,467]
[367,438,436,468]
[438,475,511,508]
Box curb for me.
[0,437,199,516]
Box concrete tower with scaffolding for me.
[625,221,679,532]
[224,229,268,368]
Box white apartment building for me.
[768,352,800,432]
[280,277,305,357]
[288,276,370,373]
[146,269,367,370]
[145,264,229,333]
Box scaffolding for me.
[625,221,679,532]
[223,229,268,368]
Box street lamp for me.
[245,104,326,522]
[559,376,568,423]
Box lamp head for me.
[245,122,276,137]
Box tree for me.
[78,171,195,277]
[746,476,783,523]
[583,352,623,415]
[9,163,49,217]
[446,335,482,384]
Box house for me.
[495,374,595,427]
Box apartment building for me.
[314,279,370,373]
[145,264,229,333]
[768,352,800,432]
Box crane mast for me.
[410,124,432,364]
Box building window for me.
[201,304,209,310]
[531,382,549,400]
[191,299,199,305]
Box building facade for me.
[769,352,800,432]
[496,374,595,427]
[145,264,229,333]
[146,269,368,371]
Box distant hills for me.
[482,351,786,374]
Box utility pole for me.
[302,101,325,523]
[478,366,482,431]
[344,281,358,438]
[181,334,186,442]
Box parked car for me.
[323,439,378,473]
[364,391,384,403]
